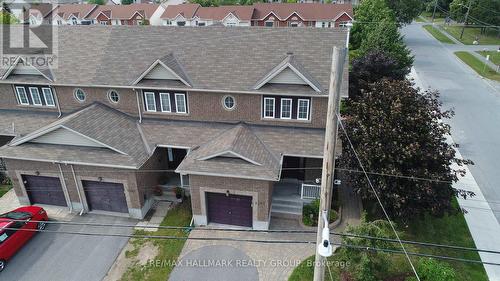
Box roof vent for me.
[286,51,294,56]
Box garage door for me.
[206,192,252,227]
[82,180,128,213]
[22,175,67,207]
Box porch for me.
[271,178,321,218]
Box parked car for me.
[0,206,48,272]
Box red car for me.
[0,206,48,272]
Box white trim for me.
[263,97,275,118]
[1,156,137,169]
[159,92,171,112]
[29,87,42,106]
[198,150,262,166]
[283,11,305,21]
[221,11,240,22]
[258,11,282,21]
[132,59,192,87]
[107,89,120,103]
[175,169,277,181]
[60,125,128,155]
[174,93,187,114]
[297,98,310,120]
[42,87,55,107]
[144,91,157,112]
[332,11,353,22]
[282,153,323,159]
[95,10,110,20]
[222,95,236,111]
[74,88,86,102]
[280,98,292,119]
[128,10,144,20]
[1,57,53,82]
[254,63,321,93]
[15,86,29,105]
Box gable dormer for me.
[253,53,322,93]
[2,56,54,82]
[132,53,192,87]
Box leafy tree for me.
[350,0,396,50]
[0,11,17,24]
[406,258,456,281]
[87,0,105,5]
[385,0,423,24]
[337,219,397,281]
[359,22,414,73]
[450,0,500,26]
[121,0,134,4]
[349,50,409,100]
[339,79,472,222]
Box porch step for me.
[272,198,303,207]
[271,197,303,219]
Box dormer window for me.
[15,87,29,105]
[142,90,188,114]
[29,87,42,106]
[262,95,310,121]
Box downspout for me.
[57,163,73,213]
[135,88,142,123]
[51,86,62,118]
[70,164,85,216]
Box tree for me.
[87,0,105,5]
[406,258,456,281]
[349,50,409,100]
[350,0,396,50]
[450,0,500,26]
[385,0,423,24]
[339,79,472,222]
[121,0,134,4]
[337,220,397,281]
[359,22,414,73]
[0,11,17,24]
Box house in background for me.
[85,3,162,25]
[0,26,348,229]
[161,2,353,27]
[44,4,97,25]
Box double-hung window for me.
[144,92,156,112]
[160,93,171,112]
[15,87,29,105]
[175,93,187,114]
[263,97,275,118]
[280,98,292,119]
[297,99,310,120]
[29,87,42,106]
[42,88,55,107]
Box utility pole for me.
[431,0,438,23]
[312,46,347,281]
[460,0,472,39]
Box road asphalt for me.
[403,23,500,281]
[1,214,134,281]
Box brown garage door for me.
[82,180,128,213]
[22,175,67,207]
[206,192,252,227]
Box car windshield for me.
[0,211,32,220]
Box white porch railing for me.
[300,184,321,199]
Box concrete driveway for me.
[1,214,135,281]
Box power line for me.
[10,218,500,255]
[336,113,420,281]
[4,226,500,267]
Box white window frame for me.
[297,99,310,120]
[159,93,171,113]
[42,87,55,107]
[175,93,187,114]
[144,92,157,112]
[29,87,42,106]
[100,21,108,25]
[264,20,274,27]
[15,86,29,105]
[263,97,275,118]
[280,98,292,119]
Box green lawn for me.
[477,51,500,65]
[455,51,500,81]
[442,25,500,45]
[423,25,455,44]
[289,200,487,281]
[0,185,11,198]
[120,201,192,281]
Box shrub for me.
[406,258,456,281]
[302,199,338,226]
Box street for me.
[1,214,134,281]
[403,23,500,221]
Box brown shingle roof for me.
[47,4,97,20]
[87,4,159,20]
[252,3,353,21]
[195,5,254,21]
[160,3,200,19]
